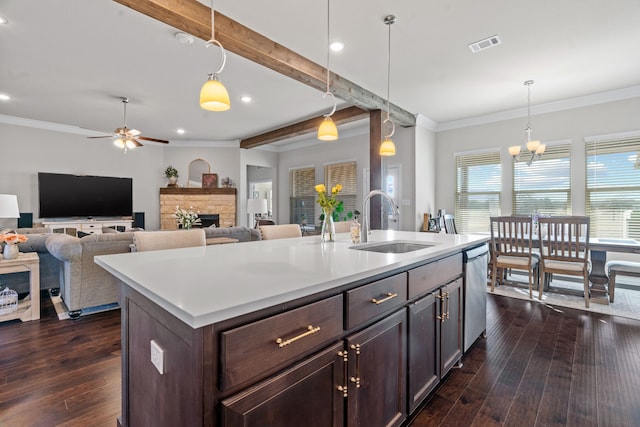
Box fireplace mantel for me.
[160,187,237,230]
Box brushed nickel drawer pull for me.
[276,325,320,348]
[371,292,398,305]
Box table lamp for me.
[0,194,20,233]
[247,198,268,228]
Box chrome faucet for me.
[361,190,400,243]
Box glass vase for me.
[321,209,336,242]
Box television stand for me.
[43,219,133,236]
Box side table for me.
[0,252,40,322]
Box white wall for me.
[414,124,436,231]
[0,123,164,229]
[435,97,640,216]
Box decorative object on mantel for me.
[165,165,179,187]
[202,173,218,188]
[221,177,234,188]
[315,183,343,242]
[173,206,201,230]
[509,80,546,166]
[1,233,28,260]
[188,158,211,188]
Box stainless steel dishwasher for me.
[463,243,489,352]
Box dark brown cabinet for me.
[440,278,462,376]
[345,309,406,427]
[222,342,345,427]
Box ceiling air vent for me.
[468,35,502,53]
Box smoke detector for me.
[175,32,194,45]
[468,35,501,53]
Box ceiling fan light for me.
[380,137,396,156]
[114,138,125,148]
[200,74,230,112]
[318,116,338,141]
[125,139,137,149]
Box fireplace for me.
[198,214,220,228]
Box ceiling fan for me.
[88,97,169,153]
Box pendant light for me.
[199,0,230,112]
[380,15,396,157]
[317,0,338,141]
[509,80,545,165]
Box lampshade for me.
[0,194,20,218]
[380,137,396,156]
[509,145,521,157]
[526,139,540,153]
[535,144,546,155]
[247,198,268,215]
[200,74,230,112]
[318,116,338,141]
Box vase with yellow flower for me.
[315,183,343,242]
[1,233,28,260]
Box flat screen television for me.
[38,172,133,218]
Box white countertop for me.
[95,230,488,328]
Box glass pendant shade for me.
[200,74,230,112]
[535,144,546,155]
[526,139,540,153]
[318,116,338,141]
[114,138,125,148]
[379,137,396,156]
[509,145,521,157]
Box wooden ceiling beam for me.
[113,0,416,128]
[240,106,368,149]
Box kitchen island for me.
[96,230,488,427]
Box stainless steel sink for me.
[350,240,436,254]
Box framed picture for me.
[202,173,218,188]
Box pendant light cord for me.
[206,0,227,75]
[383,15,396,138]
[323,0,337,117]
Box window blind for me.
[586,137,640,238]
[455,151,501,233]
[289,167,315,225]
[513,143,571,217]
[325,161,357,221]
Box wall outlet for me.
[150,340,164,375]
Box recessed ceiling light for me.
[0,94,11,101]
[176,128,185,134]
[330,41,344,52]
[241,96,252,103]
[0,16,8,25]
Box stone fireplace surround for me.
[159,188,236,230]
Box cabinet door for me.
[407,292,440,412]
[440,278,462,376]
[346,310,406,427]
[221,343,344,427]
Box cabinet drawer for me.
[345,273,407,329]
[81,223,102,231]
[220,294,343,390]
[408,253,462,298]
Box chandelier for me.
[509,80,545,166]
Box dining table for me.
[586,237,640,300]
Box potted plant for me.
[165,166,179,186]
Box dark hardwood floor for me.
[1,291,640,426]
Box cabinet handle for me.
[275,325,320,348]
[446,292,450,319]
[349,344,361,388]
[337,350,348,397]
[371,292,398,305]
[436,293,446,322]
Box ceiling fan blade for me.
[130,139,144,147]
[87,135,114,139]
[138,136,170,144]
[128,128,142,137]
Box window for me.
[455,150,501,233]
[325,161,357,221]
[289,167,315,225]
[513,143,571,216]
[586,137,640,238]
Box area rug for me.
[489,284,640,321]
[50,292,119,320]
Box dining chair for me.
[537,216,591,307]
[489,216,540,299]
[133,229,206,252]
[443,214,458,234]
[255,219,275,228]
[258,224,302,240]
